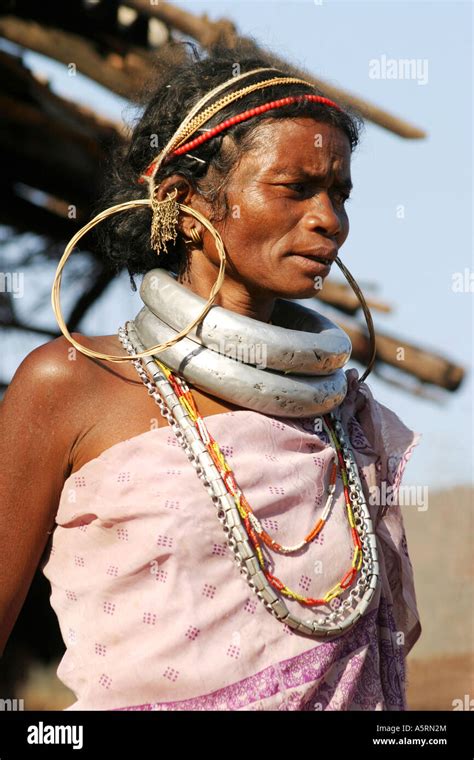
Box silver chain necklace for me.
[118,322,380,638]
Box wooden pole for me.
[125,0,427,139]
[336,317,465,391]
[317,282,392,315]
[0,15,184,101]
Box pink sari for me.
[41,368,422,710]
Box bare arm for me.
[0,337,82,656]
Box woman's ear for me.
[153,175,192,204]
[179,217,204,243]
[152,176,203,242]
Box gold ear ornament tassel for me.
[150,187,180,255]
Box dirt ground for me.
[407,653,474,711]
[403,485,474,711]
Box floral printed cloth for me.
[41,368,422,710]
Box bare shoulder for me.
[6,331,131,390]
[3,333,84,412]
[1,332,131,468]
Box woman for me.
[0,43,421,711]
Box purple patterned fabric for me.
[113,597,405,711]
[41,369,422,711]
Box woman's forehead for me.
[245,118,352,176]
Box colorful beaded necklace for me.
[153,362,363,608]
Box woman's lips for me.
[288,254,332,274]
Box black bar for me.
[0,709,473,757]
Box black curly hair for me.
[94,39,364,291]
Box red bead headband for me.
[138,94,342,185]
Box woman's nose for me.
[302,193,343,237]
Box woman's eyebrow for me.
[267,167,353,190]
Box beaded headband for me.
[139,93,343,185]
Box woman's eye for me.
[286,182,309,194]
[329,188,351,205]
[285,184,351,204]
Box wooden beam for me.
[0,92,107,204]
[0,49,127,138]
[126,0,237,47]
[0,49,127,208]
[0,15,134,97]
[0,14,184,101]
[125,0,427,139]
[317,281,392,315]
[0,189,84,239]
[336,316,464,391]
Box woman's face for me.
[196,117,353,301]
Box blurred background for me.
[0,0,472,710]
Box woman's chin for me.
[277,276,329,300]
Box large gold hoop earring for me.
[334,256,377,382]
[51,200,226,363]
